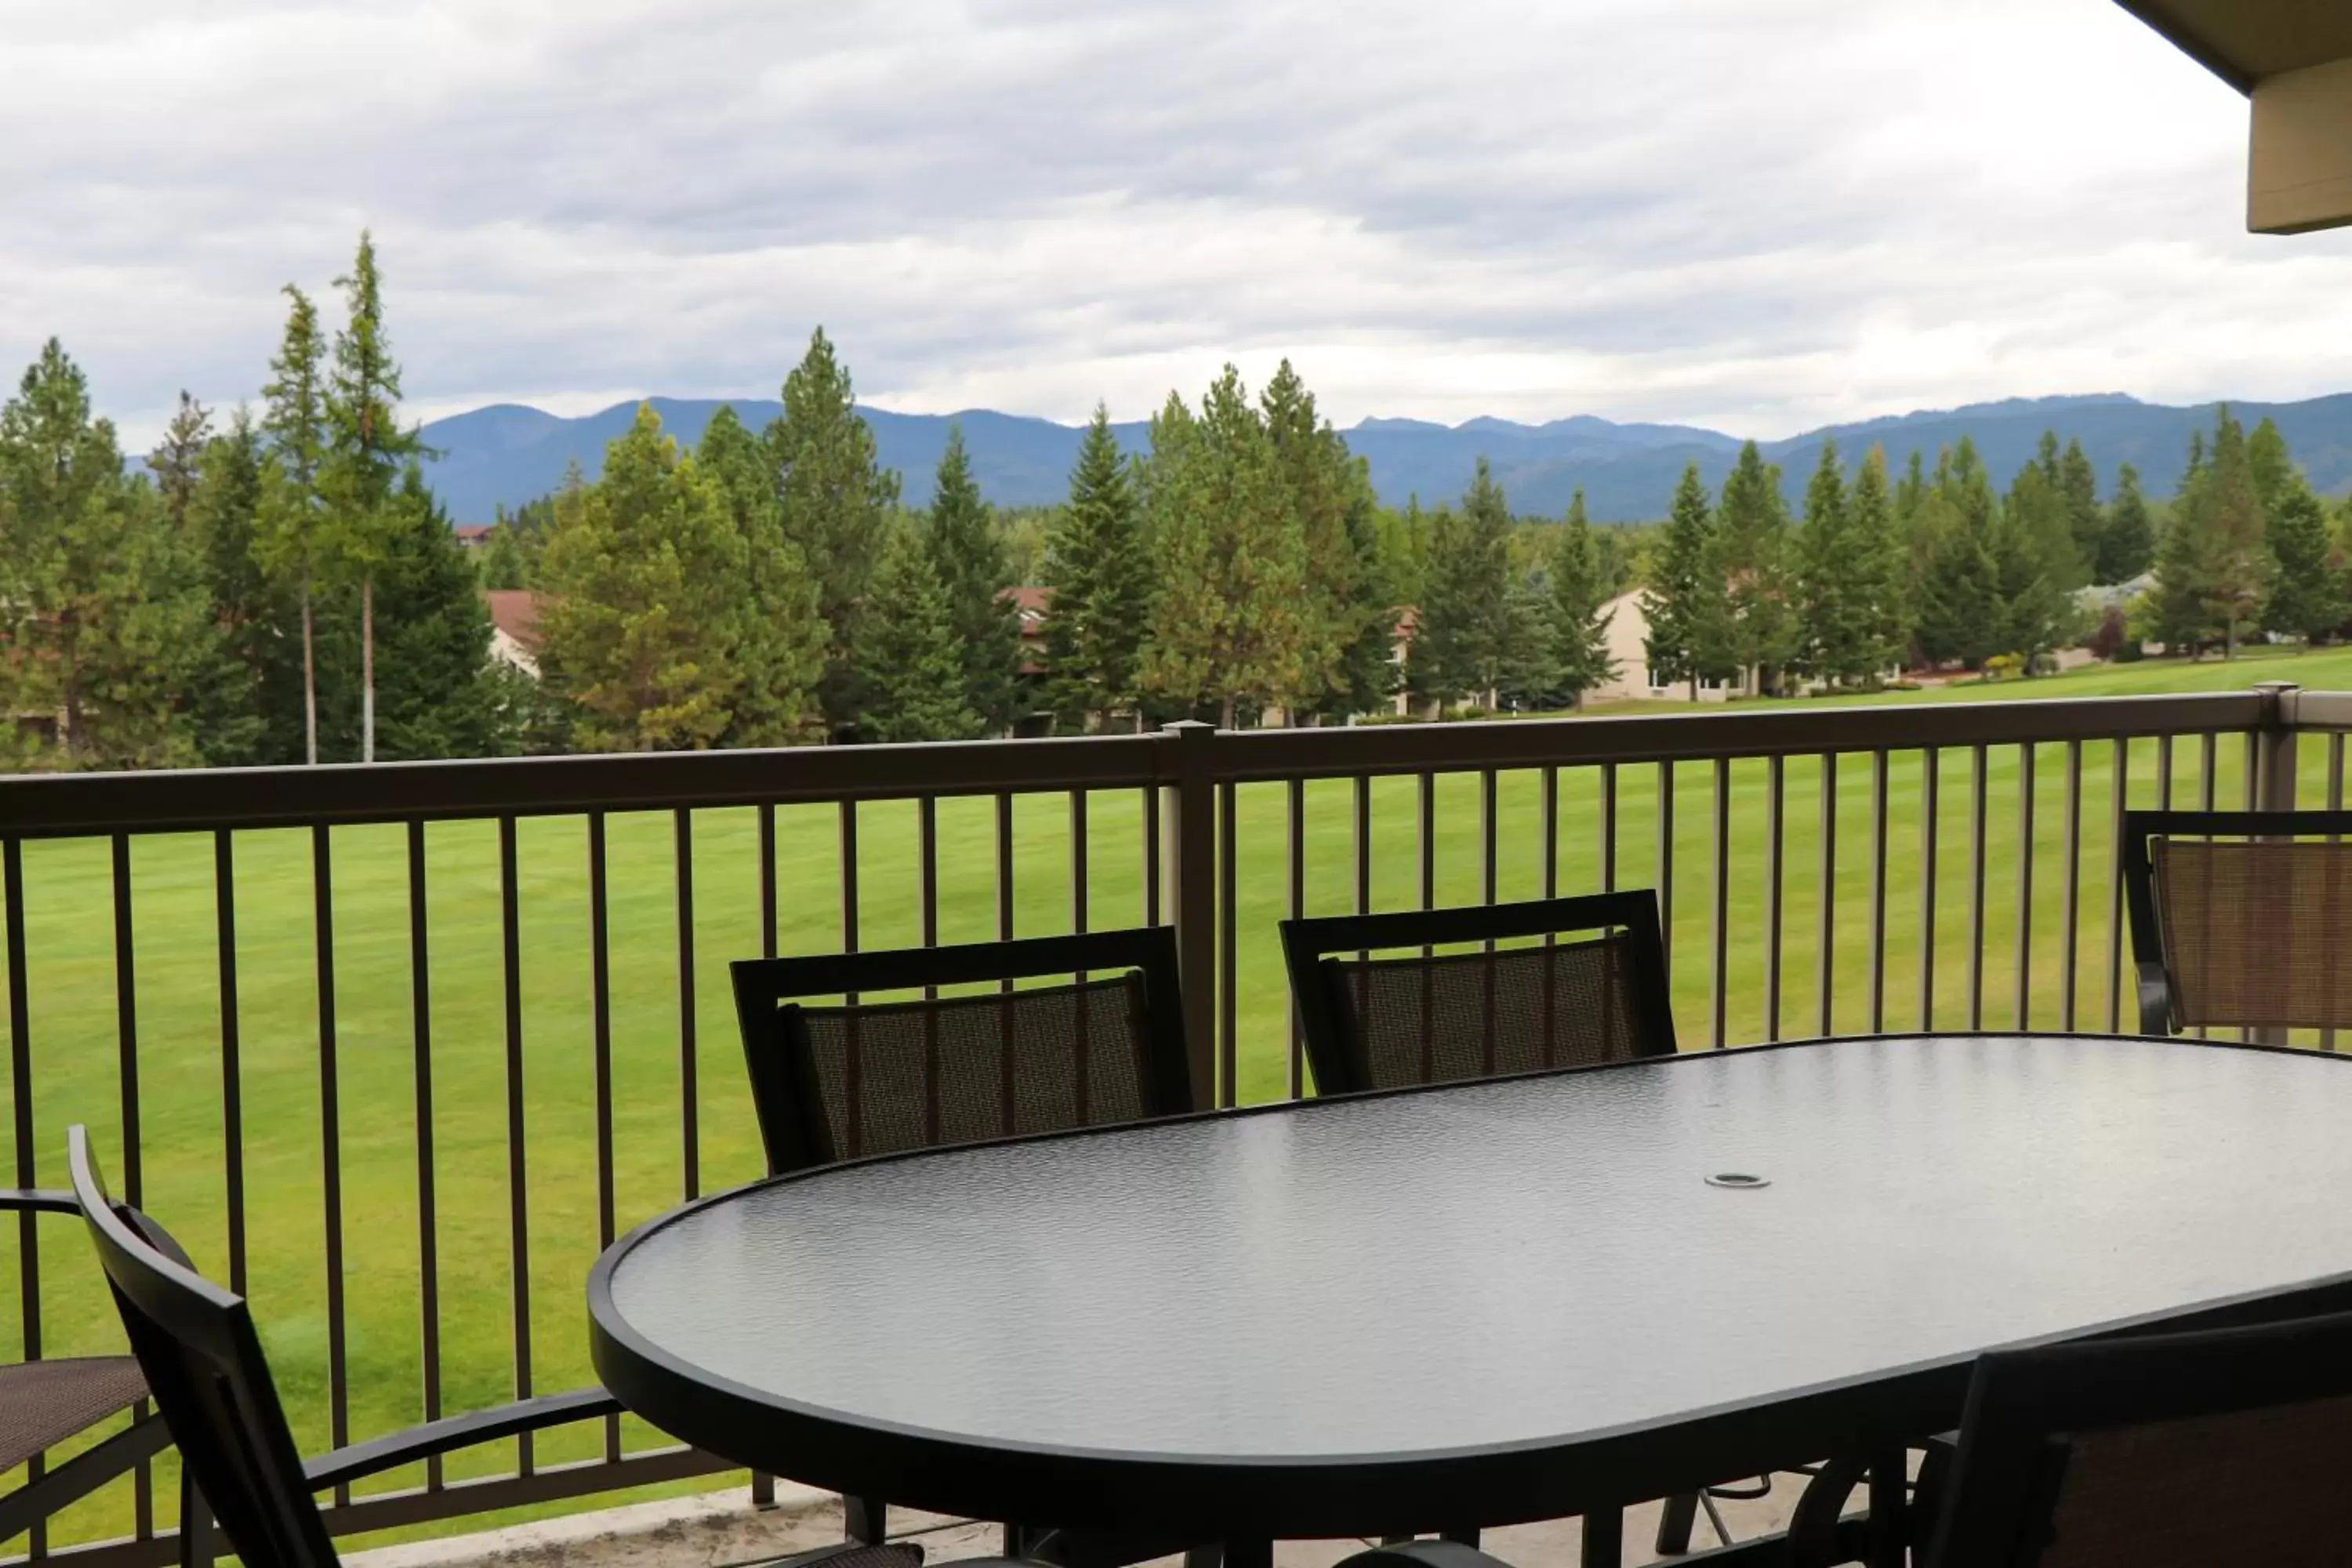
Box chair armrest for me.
[0,1189,81,1216]
[1335,1545,1517,1568]
[302,1388,622,1490]
[2135,960,2174,1036]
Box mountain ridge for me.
[419,390,2352,525]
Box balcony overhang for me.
[2116,0,2352,234]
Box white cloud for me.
[2,0,2345,450]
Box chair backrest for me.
[67,1126,340,1568]
[2120,809,2352,1034]
[1926,1306,2352,1568]
[730,927,1196,1174]
[1279,891,1675,1096]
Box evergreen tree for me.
[1317,476,1405,720]
[182,408,277,766]
[1993,462,2078,664]
[1410,459,1514,709]
[1260,359,1367,714]
[1544,489,1617,706]
[321,231,424,763]
[2097,464,2155,584]
[2058,437,2105,579]
[367,464,510,758]
[1705,441,1796,692]
[1640,463,1722,699]
[2202,407,2271,657]
[1042,405,1149,728]
[259,283,328,763]
[699,405,825,745]
[1894,449,1927,527]
[478,523,528,590]
[1791,441,1857,685]
[762,328,900,736]
[1137,368,1308,726]
[539,405,750,750]
[1912,477,2005,670]
[2263,470,2344,645]
[148,392,212,531]
[854,522,982,743]
[0,340,209,768]
[2248,417,2296,519]
[1847,446,1910,682]
[923,426,1024,731]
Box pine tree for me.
[1847,446,1909,683]
[1544,489,1617,706]
[1640,462,1722,699]
[853,522,982,743]
[1136,367,1308,726]
[0,340,209,768]
[1894,449,1927,526]
[182,407,277,766]
[699,405,825,745]
[368,463,510,758]
[763,328,901,736]
[321,231,424,763]
[1042,405,1149,728]
[2248,417,2296,519]
[539,405,750,750]
[1706,441,1796,692]
[2203,407,2270,657]
[1318,477,1404,720]
[2097,464,2155,584]
[260,284,328,763]
[2262,461,2343,645]
[923,426,1024,731]
[478,523,528,590]
[1792,441,1856,685]
[1260,360,1367,714]
[2058,437,2105,580]
[1410,459,1514,709]
[1912,464,2005,671]
[1993,462,2077,665]
[149,392,212,530]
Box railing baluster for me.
[1417,771,1436,917]
[407,822,442,1490]
[2106,740,2131,1034]
[2060,741,2083,1033]
[758,803,778,959]
[1817,753,1838,1039]
[1218,781,1238,1107]
[313,823,350,1500]
[498,815,534,1474]
[1142,785,1161,927]
[1600,762,1619,891]
[675,810,698,1201]
[1541,765,1559,898]
[1072,790,1091,938]
[588,813,619,1461]
[996,793,1015,959]
[2014,743,2035,1031]
[1353,775,1372,918]
[1867,750,1889,1034]
[1657,760,1675,976]
[1766,755,1786,1042]
[1710,757,1731,1049]
[2198,734,2217,1040]
[1966,746,1988,1032]
[2329,735,2346,1054]
[5,835,36,1370]
[1479,768,1499,912]
[1285,779,1304,1100]
[1918,746,1939,1030]
[216,830,246,1294]
[110,830,153,1533]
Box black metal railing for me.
[4,681,2342,1566]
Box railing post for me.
[2254,681,2302,815]
[1160,720,1220,1109]
[2253,682,2301,1047]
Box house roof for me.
[1000,585,1052,626]
[454,524,495,544]
[482,589,546,652]
[2116,0,2352,91]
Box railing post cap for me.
[1160,720,1214,738]
[2252,681,2301,694]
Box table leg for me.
[1580,1507,1623,1568]
[1653,1491,1700,1555]
[1867,1450,1907,1568]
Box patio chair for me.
[0,1189,176,1552]
[2121,808,2352,1038]
[1918,1305,2352,1566]
[61,1127,634,1568]
[731,927,1200,1565]
[1281,891,1719,1559]
[1278,890,1676,1098]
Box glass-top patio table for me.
[590,1035,2352,1565]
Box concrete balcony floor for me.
[347,1483,1808,1568]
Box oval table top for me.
[589,1034,2352,1539]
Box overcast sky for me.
[5,0,2347,448]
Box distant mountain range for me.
[418,390,2352,526]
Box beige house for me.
[1588,590,1733,706]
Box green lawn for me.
[5,645,2347,1552]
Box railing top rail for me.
[0,688,2294,840]
[1209,690,2270,782]
[0,734,1166,839]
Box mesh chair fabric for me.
[2153,838,2352,1029]
[0,1356,149,1472]
[1327,935,1650,1091]
[2030,1394,2352,1567]
[795,975,1156,1162]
